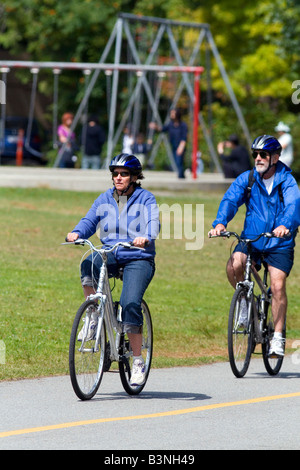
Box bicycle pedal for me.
[268,352,283,358]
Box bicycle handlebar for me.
[209,231,290,243]
[62,238,146,252]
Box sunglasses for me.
[252,150,270,159]
[112,171,130,177]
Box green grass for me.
[0,187,299,380]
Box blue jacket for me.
[212,162,300,252]
[162,121,188,151]
[72,186,160,262]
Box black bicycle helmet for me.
[109,153,142,174]
[251,135,282,155]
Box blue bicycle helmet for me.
[109,153,142,174]
[251,135,282,154]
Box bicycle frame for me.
[239,249,271,344]
[88,253,122,362]
[221,231,275,343]
[64,239,133,361]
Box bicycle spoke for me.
[262,298,285,375]
[119,299,153,395]
[69,300,106,400]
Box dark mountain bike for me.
[210,231,286,378]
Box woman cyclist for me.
[66,153,160,385]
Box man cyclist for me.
[66,153,160,385]
[209,135,300,357]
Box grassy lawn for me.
[0,186,299,380]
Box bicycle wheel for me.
[228,286,254,378]
[119,299,153,395]
[262,296,285,376]
[69,299,106,400]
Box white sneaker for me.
[130,359,146,386]
[78,310,98,342]
[269,337,285,357]
[238,297,248,328]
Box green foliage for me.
[1,0,300,174]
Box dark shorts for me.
[233,242,294,276]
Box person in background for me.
[57,112,77,168]
[122,123,134,154]
[81,116,106,170]
[150,108,188,179]
[217,134,251,178]
[275,122,293,168]
[132,132,152,167]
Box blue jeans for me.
[81,252,155,333]
[81,154,101,170]
[173,150,185,178]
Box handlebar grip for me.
[220,231,231,238]
[209,231,231,238]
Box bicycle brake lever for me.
[61,238,85,245]
[74,238,86,245]
[221,231,231,238]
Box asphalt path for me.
[0,356,299,451]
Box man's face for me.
[253,151,271,174]
[252,150,280,175]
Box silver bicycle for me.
[64,239,153,400]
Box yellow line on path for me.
[1,392,299,439]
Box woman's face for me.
[112,168,137,194]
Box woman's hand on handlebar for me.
[66,232,79,242]
[132,237,149,248]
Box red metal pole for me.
[192,71,200,179]
[16,128,24,166]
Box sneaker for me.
[238,297,248,328]
[268,337,285,357]
[78,310,98,342]
[130,359,146,386]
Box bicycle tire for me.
[119,299,153,395]
[228,286,254,378]
[69,299,106,400]
[262,294,285,376]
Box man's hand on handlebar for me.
[272,225,290,238]
[208,224,226,238]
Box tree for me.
[1,0,300,174]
